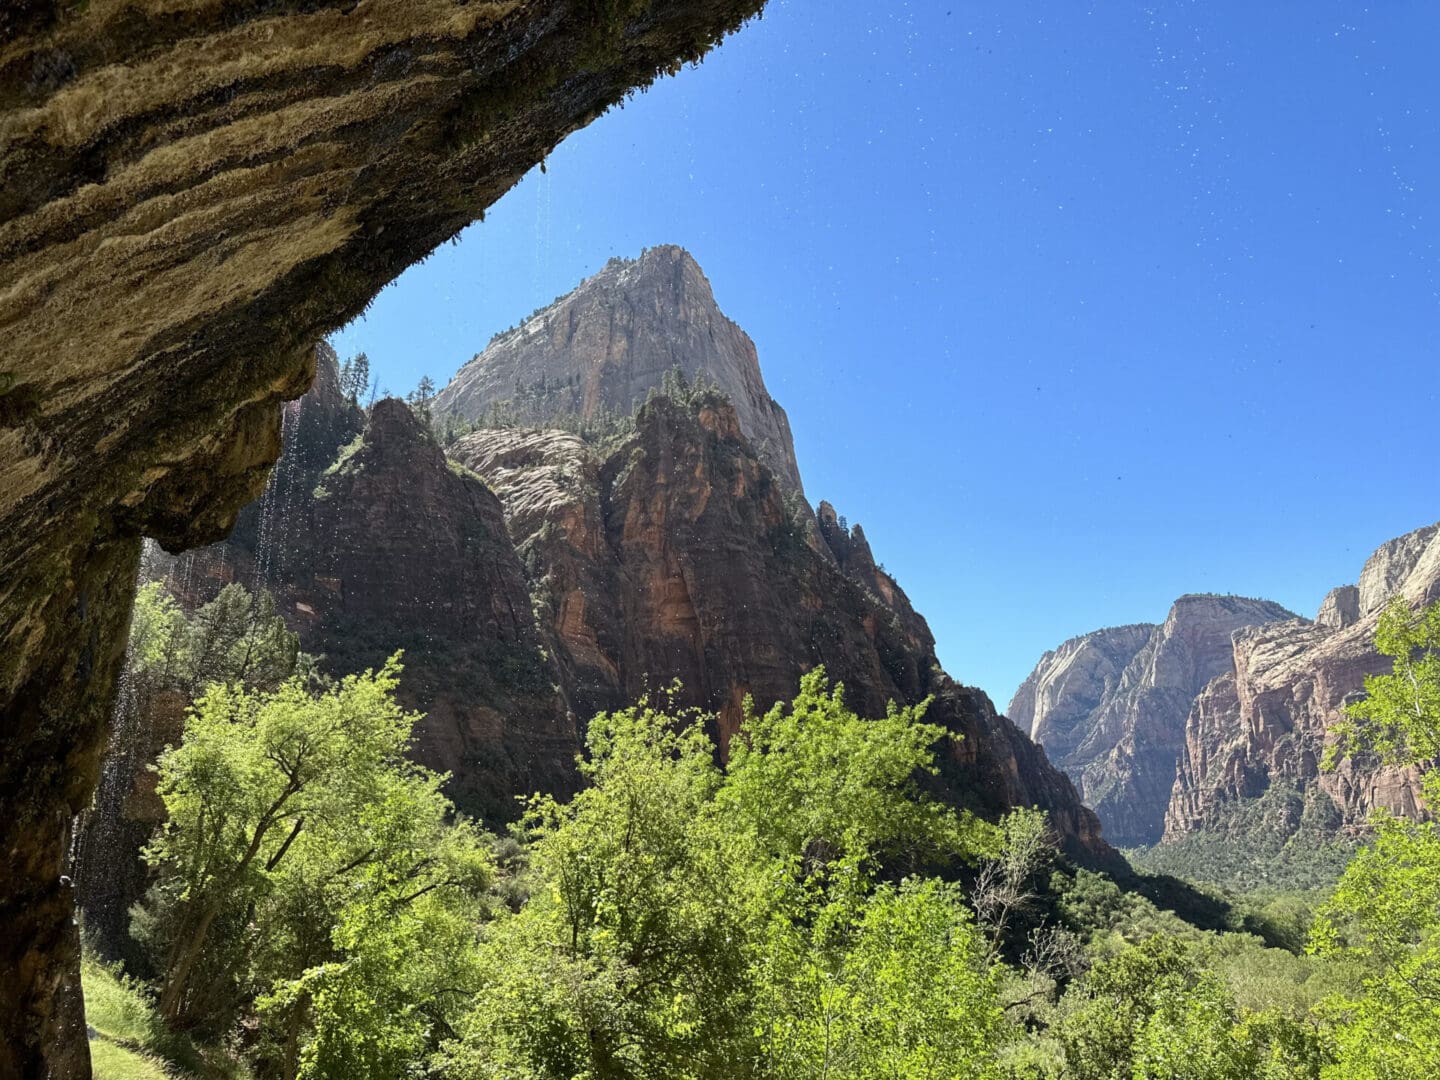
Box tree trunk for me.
[158,903,220,1024]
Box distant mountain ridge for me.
[1163,522,1440,845]
[1014,526,1440,853]
[1009,595,1298,846]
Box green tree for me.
[129,581,300,697]
[1329,597,1440,767]
[136,656,491,1079]
[440,691,755,1079]
[1055,935,1327,1080]
[1310,598,1440,1079]
[729,673,1004,1079]
[407,374,437,422]
[754,878,1005,1080]
[439,670,1008,1079]
[339,352,370,405]
[720,671,983,878]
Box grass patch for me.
[83,959,249,1080]
[84,959,155,1047]
[91,1039,174,1080]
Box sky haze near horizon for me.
[330,0,1440,712]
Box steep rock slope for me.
[0,4,768,1072]
[434,245,804,493]
[1009,624,1157,767]
[1164,523,1440,842]
[164,364,577,822]
[453,395,1115,865]
[146,337,1114,867]
[1010,596,1297,846]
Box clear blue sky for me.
[331,0,1440,711]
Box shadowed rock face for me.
[0,3,767,1073]
[163,379,579,824]
[1010,596,1298,847]
[1164,522,1440,842]
[284,398,578,819]
[452,396,1118,867]
[435,244,805,494]
[145,356,1117,874]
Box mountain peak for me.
[434,247,805,494]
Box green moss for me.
[321,432,366,478]
[446,458,484,483]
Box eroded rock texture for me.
[435,244,805,493]
[1009,624,1156,768]
[1009,595,1297,846]
[161,367,577,823]
[140,268,1116,875]
[1163,522,1440,842]
[0,3,766,1074]
[453,395,1114,863]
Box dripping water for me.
[67,392,311,962]
[253,397,303,591]
[68,548,151,960]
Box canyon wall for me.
[1010,596,1297,846]
[1164,523,1440,843]
[1015,522,1440,854]
[147,277,1115,867]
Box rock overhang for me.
[0,3,768,1074]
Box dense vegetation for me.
[85,595,1440,1078]
[1124,782,1358,894]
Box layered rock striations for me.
[434,245,805,493]
[1163,523,1440,842]
[1010,596,1297,847]
[0,5,768,1070]
[147,290,1115,869]
[1009,624,1157,769]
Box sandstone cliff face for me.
[434,245,805,493]
[152,366,1114,867]
[1164,523,1440,842]
[0,5,767,1071]
[1316,585,1361,630]
[299,400,577,818]
[165,372,577,823]
[1009,624,1156,767]
[452,395,1117,866]
[1358,522,1440,615]
[1011,596,1297,847]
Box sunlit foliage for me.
[1309,598,1440,1080]
[135,658,490,1079]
